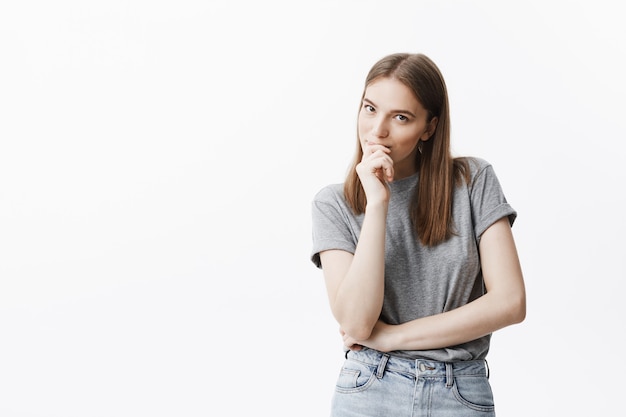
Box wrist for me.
[365,199,389,214]
[387,322,406,352]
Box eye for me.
[363,104,375,113]
[395,114,409,122]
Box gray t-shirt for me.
[310,157,516,361]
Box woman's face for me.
[358,77,436,179]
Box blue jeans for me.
[331,348,495,417]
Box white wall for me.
[1,1,624,416]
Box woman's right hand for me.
[355,143,394,204]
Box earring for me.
[417,141,423,154]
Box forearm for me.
[331,201,387,339]
[386,290,526,351]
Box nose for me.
[371,116,389,138]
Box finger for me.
[372,156,394,179]
[365,142,391,152]
[362,143,389,160]
[385,164,394,181]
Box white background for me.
[1,1,624,416]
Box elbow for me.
[339,319,376,341]
[511,305,526,325]
[347,326,374,342]
[507,293,526,325]
[332,304,380,341]
[491,284,526,326]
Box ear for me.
[422,117,438,141]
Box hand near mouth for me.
[356,142,394,204]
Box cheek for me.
[396,137,421,155]
[357,124,369,145]
[357,118,366,135]
[357,112,372,133]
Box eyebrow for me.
[363,98,417,119]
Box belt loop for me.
[485,359,490,379]
[376,353,389,379]
[445,363,453,388]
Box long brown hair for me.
[344,53,470,246]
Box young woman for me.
[310,53,526,416]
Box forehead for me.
[364,77,424,112]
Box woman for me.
[310,53,526,416]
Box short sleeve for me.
[310,186,357,269]
[470,162,517,242]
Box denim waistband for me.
[346,348,489,380]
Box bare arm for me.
[344,217,526,351]
[320,144,394,340]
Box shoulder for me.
[455,156,498,184]
[456,156,491,174]
[313,183,345,204]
